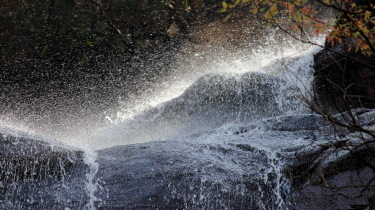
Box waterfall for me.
[85,35,324,150]
[0,25,326,209]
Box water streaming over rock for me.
[0,27,328,209]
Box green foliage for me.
[220,0,375,56]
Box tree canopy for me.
[221,0,375,56]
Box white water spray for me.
[83,149,100,210]
[85,34,324,150]
[1,15,329,209]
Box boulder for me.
[286,109,375,209]
[0,127,89,209]
[94,115,318,209]
[313,38,375,113]
[1,109,374,209]
[93,112,333,209]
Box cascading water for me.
[0,19,327,209]
[86,33,323,149]
[91,33,324,209]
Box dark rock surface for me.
[94,125,306,209]
[1,110,374,209]
[286,109,375,209]
[93,112,328,209]
[94,110,375,209]
[313,39,375,112]
[0,127,89,209]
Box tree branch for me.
[316,0,362,15]
[88,0,132,52]
[344,13,375,55]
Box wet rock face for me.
[93,113,331,209]
[1,110,374,209]
[95,139,285,209]
[292,166,375,210]
[313,39,375,113]
[290,145,375,210]
[287,109,375,209]
[162,72,283,120]
[0,132,89,209]
[91,71,294,148]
